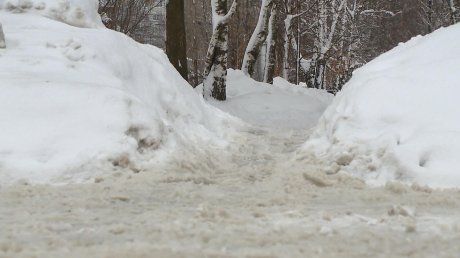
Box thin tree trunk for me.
[203,0,238,101]
[241,0,274,77]
[295,0,301,85]
[166,0,189,80]
[264,3,279,84]
[282,12,294,80]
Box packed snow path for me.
[1,126,460,258]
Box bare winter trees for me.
[98,0,161,36]
[166,0,188,80]
[203,0,238,100]
[305,0,348,90]
[99,0,459,96]
[420,0,459,33]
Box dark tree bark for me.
[264,2,279,84]
[166,0,189,80]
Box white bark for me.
[241,0,274,77]
[263,4,278,84]
[282,8,305,81]
[203,0,238,100]
[307,0,347,89]
[282,14,293,79]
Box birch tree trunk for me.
[307,0,347,90]
[203,0,238,101]
[281,1,303,82]
[282,11,295,80]
[0,23,5,49]
[166,0,189,80]
[241,0,274,77]
[264,3,279,84]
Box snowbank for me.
[0,1,236,184]
[199,69,333,129]
[0,0,103,28]
[304,24,460,188]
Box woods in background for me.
[99,0,459,97]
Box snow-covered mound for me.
[305,24,460,188]
[0,0,235,184]
[200,69,333,129]
[0,0,103,28]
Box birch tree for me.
[166,0,188,80]
[305,0,347,90]
[280,0,307,82]
[241,0,274,78]
[264,2,279,84]
[203,0,238,100]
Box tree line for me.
[99,0,459,100]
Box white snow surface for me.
[0,0,104,28]
[0,2,236,184]
[199,69,333,129]
[305,24,460,188]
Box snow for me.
[304,24,460,188]
[197,69,333,129]
[0,1,236,184]
[0,0,104,28]
[1,2,460,256]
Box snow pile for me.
[200,69,333,129]
[0,0,103,28]
[305,24,460,188]
[0,1,235,184]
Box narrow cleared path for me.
[1,126,460,258]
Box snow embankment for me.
[0,0,236,184]
[304,24,460,188]
[201,69,333,129]
[0,0,104,28]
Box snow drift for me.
[198,69,333,129]
[0,0,236,184]
[305,24,460,188]
[0,0,104,28]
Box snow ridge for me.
[304,24,460,188]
